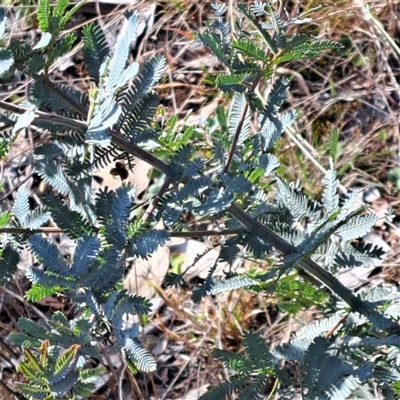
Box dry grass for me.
[1,0,399,398]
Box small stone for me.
[363,186,381,203]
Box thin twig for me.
[141,178,171,223]
[124,359,142,400]
[223,71,263,174]
[180,242,215,280]
[160,324,214,400]
[100,344,121,391]
[109,130,170,175]
[0,227,65,234]
[169,228,246,238]
[325,313,349,339]
[1,286,50,329]
[149,375,159,399]
[227,204,393,327]
[0,172,34,202]
[118,364,127,400]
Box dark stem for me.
[0,100,169,174]
[0,100,87,131]
[0,100,387,326]
[109,131,170,175]
[41,76,88,118]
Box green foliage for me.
[274,273,328,314]
[0,1,398,399]
[37,0,85,37]
[15,340,104,400]
[82,22,110,83]
[25,283,61,302]
[0,210,11,228]
[37,0,50,32]
[0,0,84,77]
[200,331,274,400]
[273,40,343,63]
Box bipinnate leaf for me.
[86,97,121,147]
[197,31,230,67]
[208,276,260,295]
[53,0,69,18]
[0,245,19,285]
[243,331,274,370]
[50,371,80,396]
[108,12,140,95]
[29,234,70,277]
[128,229,170,260]
[12,107,36,137]
[0,210,11,228]
[232,39,270,63]
[124,337,157,373]
[25,284,60,302]
[322,160,340,214]
[43,194,90,239]
[17,355,45,385]
[37,0,50,32]
[335,213,378,241]
[17,383,48,398]
[50,344,80,384]
[60,0,85,27]
[274,40,343,63]
[237,3,278,54]
[216,73,249,93]
[70,235,100,276]
[18,317,48,340]
[0,48,14,75]
[82,22,110,82]
[229,93,251,145]
[263,76,291,119]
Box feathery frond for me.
[29,234,70,277]
[82,22,110,82]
